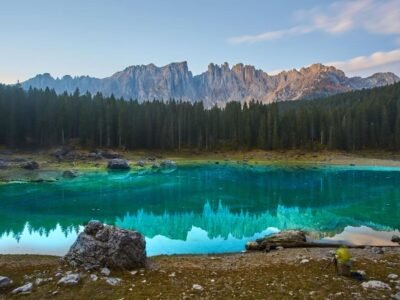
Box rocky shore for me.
[1,247,399,299]
[1,148,400,184]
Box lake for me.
[0,163,399,256]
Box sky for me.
[1,0,400,84]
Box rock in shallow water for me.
[62,170,78,178]
[0,276,13,288]
[64,220,146,270]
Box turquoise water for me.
[0,164,399,256]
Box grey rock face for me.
[0,276,13,288]
[64,220,146,270]
[107,159,130,170]
[21,62,400,107]
[11,282,33,294]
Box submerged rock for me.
[21,160,39,170]
[58,273,80,285]
[0,276,13,288]
[62,170,78,179]
[160,160,176,169]
[107,159,130,170]
[11,282,33,294]
[136,160,145,167]
[64,220,146,270]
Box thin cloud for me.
[326,49,400,74]
[228,0,400,44]
[228,26,312,44]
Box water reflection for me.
[0,164,399,255]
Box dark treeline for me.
[1,83,400,150]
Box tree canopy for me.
[1,83,400,151]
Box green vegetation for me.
[1,83,400,150]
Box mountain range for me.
[21,62,399,107]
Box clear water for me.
[0,164,399,256]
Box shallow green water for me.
[0,164,399,255]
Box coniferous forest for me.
[1,82,400,151]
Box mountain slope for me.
[21,62,399,106]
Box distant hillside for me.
[21,62,399,107]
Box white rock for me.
[0,276,13,288]
[392,292,400,300]
[168,272,176,277]
[276,246,284,251]
[90,274,98,281]
[389,274,399,280]
[58,273,80,285]
[192,284,204,292]
[357,270,366,277]
[101,267,111,276]
[106,277,121,286]
[11,282,33,294]
[362,280,391,290]
[300,259,310,264]
[130,270,138,276]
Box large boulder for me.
[246,230,307,251]
[64,221,146,270]
[107,159,130,170]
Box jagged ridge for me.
[21,62,399,106]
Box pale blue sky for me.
[1,0,400,83]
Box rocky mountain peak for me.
[21,62,399,106]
